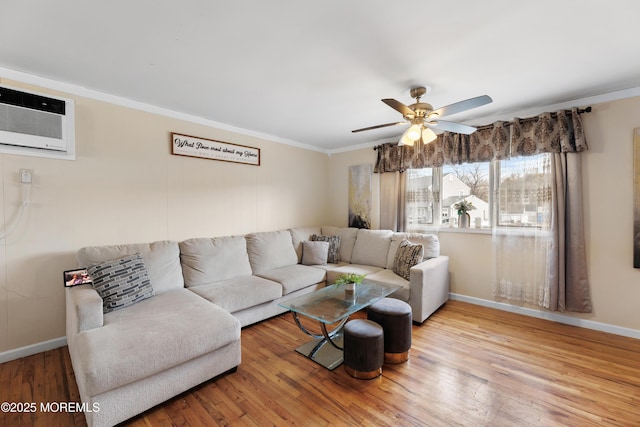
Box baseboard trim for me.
[449,293,640,340]
[0,337,67,364]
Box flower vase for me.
[344,282,357,304]
[458,213,470,228]
[345,282,356,296]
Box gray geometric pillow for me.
[310,234,341,263]
[392,240,424,281]
[87,253,154,313]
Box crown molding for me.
[0,66,329,155]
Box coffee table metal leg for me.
[291,312,349,370]
[320,321,345,350]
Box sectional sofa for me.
[66,226,449,427]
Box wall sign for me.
[171,133,260,166]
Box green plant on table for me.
[334,273,366,285]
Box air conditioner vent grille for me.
[0,104,62,139]
[0,86,65,115]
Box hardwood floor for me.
[1,300,639,426]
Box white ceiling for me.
[2,0,640,152]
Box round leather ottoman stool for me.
[367,298,412,363]
[343,319,384,379]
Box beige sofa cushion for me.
[246,230,298,274]
[350,229,394,268]
[189,275,283,313]
[179,236,252,287]
[256,264,326,295]
[324,264,384,284]
[387,233,440,269]
[74,289,240,396]
[321,226,359,263]
[405,233,440,258]
[365,269,411,301]
[77,241,183,294]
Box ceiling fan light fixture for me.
[399,132,415,146]
[354,86,493,141]
[404,124,422,141]
[422,127,437,143]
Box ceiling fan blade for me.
[427,120,477,135]
[429,95,492,118]
[381,99,415,118]
[352,122,407,133]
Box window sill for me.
[409,226,492,235]
[438,227,492,235]
[409,226,549,237]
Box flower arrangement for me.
[334,273,366,285]
[454,199,476,216]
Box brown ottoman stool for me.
[368,298,412,363]
[343,319,384,379]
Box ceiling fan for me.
[352,86,492,146]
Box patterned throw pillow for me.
[392,240,424,280]
[310,234,341,263]
[87,253,154,313]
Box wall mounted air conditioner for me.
[0,84,75,160]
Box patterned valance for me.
[374,108,588,173]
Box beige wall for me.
[329,96,640,331]
[0,79,330,354]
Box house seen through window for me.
[405,153,551,231]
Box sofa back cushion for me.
[77,241,183,294]
[246,230,298,274]
[321,226,359,263]
[405,232,440,258]
[387,232,440,269]
[179,236,253,287]
[350,229,394,268]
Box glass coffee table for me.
[278,281,401,370]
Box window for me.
[405,154,552,230]
[495,153,551,228]
[406,168,435,230]
[442,163,490,228]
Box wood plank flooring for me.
[1,300,639,426]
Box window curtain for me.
[374,108,592,313]
[373,109,586,170]
[493,109,591,313]
[380,171,406,231]
[492,154,554,306]
[548,152,592,312]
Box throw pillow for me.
[393,240,424,280]
[310,234,341,263]
[87,253,154,314]
[301,241,330,265]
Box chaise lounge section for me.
[66,241,241,427]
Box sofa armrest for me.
[408,255,450,323]
[66,284,104,335]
